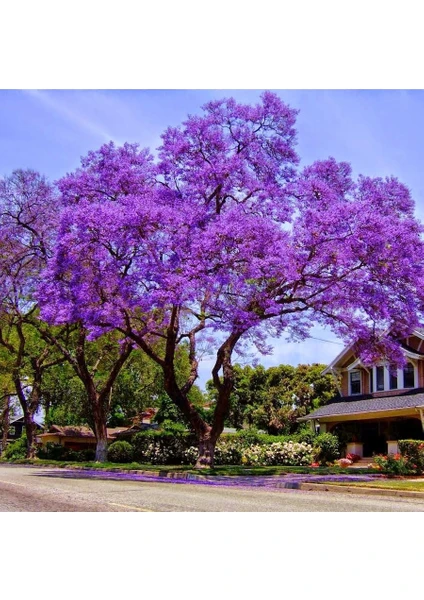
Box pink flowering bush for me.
[346,453,361,463]
[338,458,353,468]
[373,454,410,476]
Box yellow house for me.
[299,329,424,458]
[36,425,129,451]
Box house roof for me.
[37,425,129,439]
[322,328,424,375]
[299,388,424,421]
[9,416,42,427]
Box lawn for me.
[329,478,424,492]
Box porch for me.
[298,389,424,458]
[322,416,424,458]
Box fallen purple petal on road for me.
[32,468,382,489]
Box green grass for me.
[1,458,378,476]
[329,479,424,492]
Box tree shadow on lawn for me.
[29,468,383,489]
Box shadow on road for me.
[28,468,381,490]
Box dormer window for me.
[369,361,416,393]
[349,371,361,395]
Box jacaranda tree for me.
[0,170,134,460]
[38,92,424,467]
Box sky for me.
[2,88,424,387]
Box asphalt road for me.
[1,464,424,511]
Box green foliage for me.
[206,363,338,435]
[234,428,263,445]
[36,442,95,461]
[2,436,27,460]
[374,454,411,476]
[131,430,196,465]
[107,441,134,463]
[313,433,340,465]
[398,439,424,474]
[296,427,317,445]
[153,395,186,425]
[161,420,187,434]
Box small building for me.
[36,425,130,451]
[299,328,424,458]
[1,416,43,443]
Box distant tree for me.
[0,169,133,460]
[0,170,67,456]
[206,363,338,434]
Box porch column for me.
[418,408,424,433]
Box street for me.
[1,464,424,511]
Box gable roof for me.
[298,388,424,421]
[9,416,42,427]
[37,425,129,439]
[322,328,424,375]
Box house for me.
[1,416,42,443]
[36,425,130,451]
[299,328,424,457]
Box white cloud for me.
[23,89,120,143]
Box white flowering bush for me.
[132,432,194,464]
[129,430,333,466]
[241,442,314,466]
[183,440,314,466]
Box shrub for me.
[37,443,96,461]
[234,429,263,445]
[398,440,424,474]
[37,442,67,460]
[241,441,314,466]
[132,430,195,464]
[214,439,244,465]
[314,433,340,465]
[161,420,187,434]
[338,458,353,468]
[108,441,134,463]
[296,428,317,446]
[2,436,27,460]
[374,454,411,476]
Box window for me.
[9,426,15,435]
[350,371,361,395]
[376,366,385,391]
[389,365,398,390]
[403,362,415,388]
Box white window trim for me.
[371,362,417,392]
[349,370,362,395]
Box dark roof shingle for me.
[299,389,424,421]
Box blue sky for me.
[2,89,423,386]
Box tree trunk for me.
[95,436,108,462]
[1,396,10,455]
[195,436,216,469]
[23,410,37,459]
[92,395,109,462]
